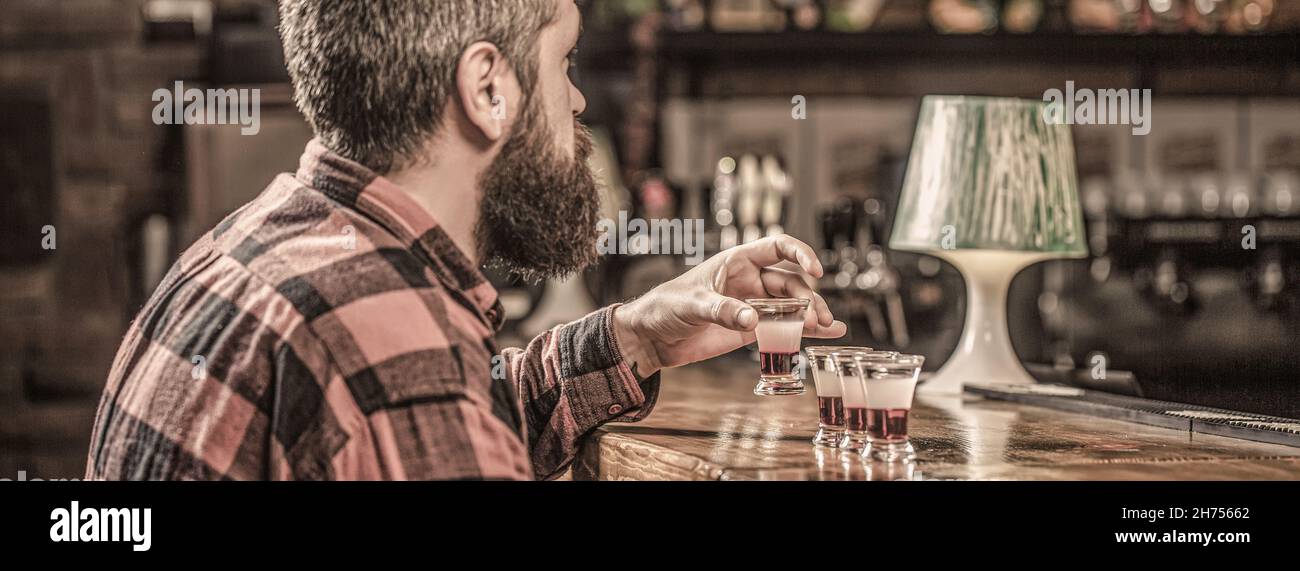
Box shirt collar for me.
[295,139,504,330]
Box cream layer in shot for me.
[863,377,918,410]
[809,362,841,397]
[754,319,803,353]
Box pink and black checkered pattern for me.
[86,140,658,480]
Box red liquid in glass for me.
[759,351,797,376]
[844,407,868,432]
[866,408,910,442]
[817,396,845,427]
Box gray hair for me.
[278,0,559,173]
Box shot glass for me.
[747,298,811,396]
[833,349,899,454]
[856,352,925,462]
[805,346,873,447]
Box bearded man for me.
[86,0,845,480]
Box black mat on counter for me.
[965,382,1300,449]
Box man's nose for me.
[572,85,587,117]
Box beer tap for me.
[736,154,764,245]
[1245,243,1300,323]
[854,199,909,347]
[710,156,740,251]
[1082,177,1112,282]
[834,196,860,283]
[817,196,910,349]
[1252,172,1299,316]
[1141,248,1199,315]
[818,207,841,273]
[760,155,790,238]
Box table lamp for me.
[890,96,1088,394]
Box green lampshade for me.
[889,96,1088,257]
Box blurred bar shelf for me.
[659,31,1300,63]
[655,31,1300,97]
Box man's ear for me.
[455,41,517,144]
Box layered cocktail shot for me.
[856,352,925,462]
[747,298,811,396]
[805,346,872,447]
[833,349,898,453]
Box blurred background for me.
[2,0,1299,478]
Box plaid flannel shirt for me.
[86,140,659,480]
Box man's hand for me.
[612,235,847,377]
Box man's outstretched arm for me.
[502,305,660,480]
[505,235,846,479]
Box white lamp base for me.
[919,250,1053,395]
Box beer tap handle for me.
[1147,251,1198,314]
[819,207,838,251]
[885,289,909,348]
[861,296,889,342]
[835,196,858,248]
[818,206,840,271]
[860,198,886,247]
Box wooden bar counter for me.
[572,356,1300,481]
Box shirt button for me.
[607,404,624,415]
